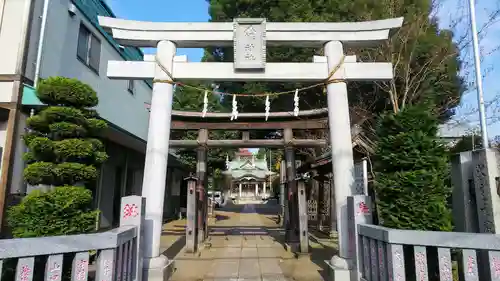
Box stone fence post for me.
[347,195,373,281]
[120,195,146,281]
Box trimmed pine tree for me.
[8,77,108,238]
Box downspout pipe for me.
[24,0,50,195]
[34,0,50,87]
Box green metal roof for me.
[229,158,268,171]
[22,84,42,105]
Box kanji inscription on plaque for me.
[233,18,266,69]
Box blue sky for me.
[107,0,500,139]
[107,0,208,61]
[437,0,500,138]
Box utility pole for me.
[468,0,489,148]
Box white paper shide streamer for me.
[293,89,299,116]
[202,90,208,117]
[231,95,238,120]
[265,95,270,121]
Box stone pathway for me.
[166,201,329,281]
[203,204,288,280]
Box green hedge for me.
[7,186,99,237]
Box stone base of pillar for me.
[143,255,175,281]
[284,241,299,253]
[324,256,353,281]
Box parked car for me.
[208,191,223,208]
[213,192,222,208]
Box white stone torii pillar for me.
[98,15,403,281]
[139,40,176,280]
[324,41,356,272]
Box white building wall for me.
[0,0,32,78]
[0,0,32,104]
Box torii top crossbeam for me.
[98,17,403,48]
[98,16,403,82]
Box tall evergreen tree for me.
[205,0,465,154]
[373,104,452,231]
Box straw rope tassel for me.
[265,95,270,121]
[293,89,299,116]
[202,90,208,117]
[231,95,238,120]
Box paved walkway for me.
[163,200,330,281]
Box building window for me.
[127,80,135,94]
[77,23,101,73]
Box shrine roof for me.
[223,157,276,179]
[230,159,267,170]
[224,169,275,180]
[237,148,253,156]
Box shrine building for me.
[224,149,275,200]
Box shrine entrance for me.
[168,108,330,254]
[165,108,335,280]
[99,15,402,281]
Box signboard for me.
[233,18,266,70]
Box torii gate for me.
[98,16,403,281]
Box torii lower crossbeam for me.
[170,139,327,148]
[107,61,393,82]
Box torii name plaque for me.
[233,18,266,70]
